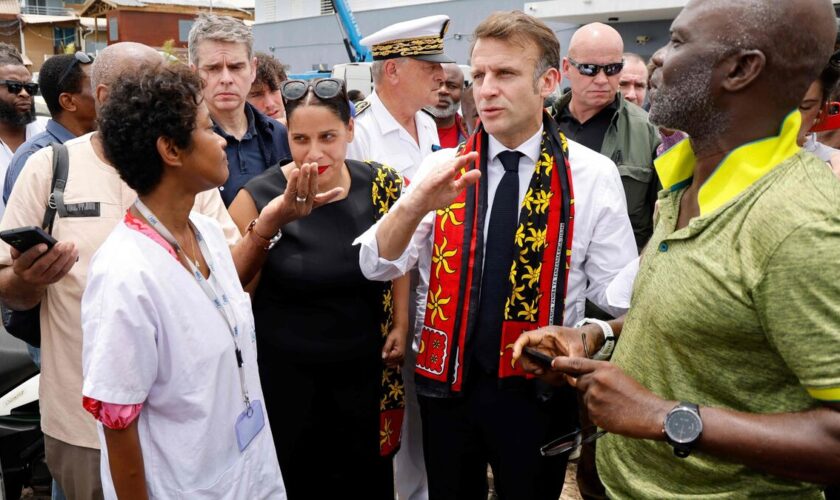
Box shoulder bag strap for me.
[41,142,69,234]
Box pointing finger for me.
[550,356,601,376]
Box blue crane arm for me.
[331,0,372,62]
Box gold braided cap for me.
[372,35,445,59]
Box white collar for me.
[369,90,413,135]
[487,126,543,164]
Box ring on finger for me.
[295,195,307,203]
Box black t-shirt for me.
[555,95,619,153]
[244,160,388,363]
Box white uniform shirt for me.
[355,129,638,327]
[0,116,47,219]
[346,90,440,181]
[82,214,285,499]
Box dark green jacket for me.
[552,93,661,250]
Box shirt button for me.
[219,186,225,191]
[659,242,669,252]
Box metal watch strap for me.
[574,318,615,360]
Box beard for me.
[0,97,35,127]
[648,57,727,141]
[424,97,460,119]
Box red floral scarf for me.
[415,114,575,392]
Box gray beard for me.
[649,60,728,146]
[424,101,460,119]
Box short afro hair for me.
[99,64,203,196]
[39,54,88,117]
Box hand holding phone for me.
[0,226,57,253]
[2,227,77,291]
[523,347,555,368]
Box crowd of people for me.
[0,0,838,499]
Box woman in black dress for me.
[229,79,408,499]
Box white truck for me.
[332,62,473,100]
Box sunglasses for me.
[0,80,38,96]
[57,52,94,89]
[568,58,624,77]
[281,78,343,102]
[540,426,607,459]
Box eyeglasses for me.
[568,58,624,77]
[0,80,39,96]
[57,52,94,89]
[281,78,343,102]
[540,426,607,459]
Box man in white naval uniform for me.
[347,15,450,180]
[346,15,454,500]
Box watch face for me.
[666,409,702,444]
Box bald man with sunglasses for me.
[552,23,660,252]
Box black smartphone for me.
[0,226,57,253]
[523,347,555,368]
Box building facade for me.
[255,0,840,79]
[79,0,253,60]
[253,0,678,75]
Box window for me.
[178,19,194,43]
[320,0,334,15]
[108,17,118,41]
[53,27,75,51]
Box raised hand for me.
[403,152,480,218]
[259,162,345,232]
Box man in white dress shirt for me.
[347,15,454,500]
[355,11,637,500]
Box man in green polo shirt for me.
[513,0,840,498]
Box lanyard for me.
[133,199,251,410]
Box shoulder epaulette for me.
[355,100,371,115]
[420,107,436,119]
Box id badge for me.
[234,399,265,452]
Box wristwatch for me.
[574,318,615,360]
[663,402,703,458]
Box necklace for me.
[181,226,201,271]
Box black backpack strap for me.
[41,142,69,234]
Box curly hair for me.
[818,51,840,104]
[254,52,287,91]
[99,64,203,195]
